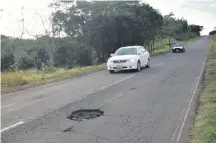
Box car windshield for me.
[173,44,182,47]
[114,48,137,55]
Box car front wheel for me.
[182,48,185,52]
[109,70,114,74]
[136,61,141,72]
[146,59,150,68]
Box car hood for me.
[109,55,137,61]
[173,46,183,49]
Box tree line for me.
[1,1,203,72]
[209,27,216,35]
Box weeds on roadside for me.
[191,35,216,143]
[1,64,105,93]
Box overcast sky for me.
[0,0,215,38]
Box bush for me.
[18,55,35,69]
[43,66,58,73]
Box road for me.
[1,37,209,143]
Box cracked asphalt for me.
[1,37,209,143]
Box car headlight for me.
[107,59,112,64]
[128,58,136,62]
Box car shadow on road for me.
[112,67,150,74]
[111,70,135,74]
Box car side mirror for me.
[110,53,114,57]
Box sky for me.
[0,0,215,38]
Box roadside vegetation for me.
[1,64,105,93]
[151,38,198,56]
[1,1,203,94]
[191,35,216,143]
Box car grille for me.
[113,60,127,63]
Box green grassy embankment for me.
[1,65,105,94]
[191,35,216,143]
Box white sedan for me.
[107,46,150,73]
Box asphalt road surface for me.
[1,37,209,143]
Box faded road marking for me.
[100,62,164,90]
[171,76,199,143]
[171,107,186,142]
[1,121,25,133]
[100,74,136,90]
[1,103,16,109]
[153,62,163,67]
[176,56,207,143]
[2,63,162,113]
[172,57,177,59]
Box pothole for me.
[67,109,104,121]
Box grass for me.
[1,38,198,94]
[179,37,199,45]
[191,35,216,143]
[151,45,171,56]
[1,64,106,94]
[151,37,199,56]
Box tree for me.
[189,24,203,36]
[52,1,163,62]
[163,12,176,46]
[209,29,216,35]
[7,7,26,71]
[1,1,203,71]
[26,10,61,67]
[1,39,14,71]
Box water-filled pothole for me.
[67,109,104,121]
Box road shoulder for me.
[191,35,216,143]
